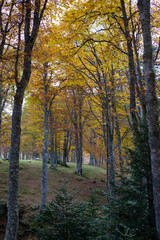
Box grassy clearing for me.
[0,160,106,206]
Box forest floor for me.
[0,160,106,240]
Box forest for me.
[0,0,160,239]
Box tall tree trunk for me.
[111,68,123,169]
[138,1,160,238]
[50,112,57,169]
[102,102,115,196]
[40,62,49,211]
[71,148,76,163]
[120,0,138,129]
[75,131,83,175]
[107,115,115,197]
[5,1,48,238]
[40,104,49,211]
[73,92,83,175]
[5,86,25,240]
[130,3,147,120]
[50,127,56,169]
[89,153,94,166]
[62,130,69,166]
[22,152,25,160]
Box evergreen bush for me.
[34,180,102,240]
[101,120,156,240]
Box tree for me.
[5,1,48,239]
[0,0,17,158]
[138,0,160,238]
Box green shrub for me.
[100,120,156,240]
[34,181,103,240]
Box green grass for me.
[0,159,105,177]
[50,162,106,178]
[0,160,106,205]
[0,160,106,183]
[19,160,106,179]
[0,160,9,173]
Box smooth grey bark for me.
[75,96,83,175]
[40,62,49,211]
[40,103,49,211]
[50,129,57,169]
[50,113,57,169]
[89,153,94,166]
[75,129,83,175]
[26,153,30,160]
[40,62,57,210]
[138,1,160,238]
[21,152,25,160]
[5,1,48,239]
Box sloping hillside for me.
[0,160,106,239]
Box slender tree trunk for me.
[73,93,83,175]
[71,148,76,163]
[102,103,115,196]
[138,1,160,238]
[50,127,56,169]
[40,104,49,211]
[5,1,48,236]
[50,112,57,169]
[89,153,94,166]
[107,116,115,197]
[75,131,83,175]
[62,130,69,166]
[120,0,138,129]
[22,152,24,160]
[5,86,25,240]
[54,132,59,165]
[40,62,49,211]
[89,129,94,166]
[111,69,123,169]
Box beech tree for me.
[138,0,160,238]
[5,1,48,239]
[0,0,16,158]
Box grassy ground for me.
[0,159,106,205]
[0,160,106,239]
